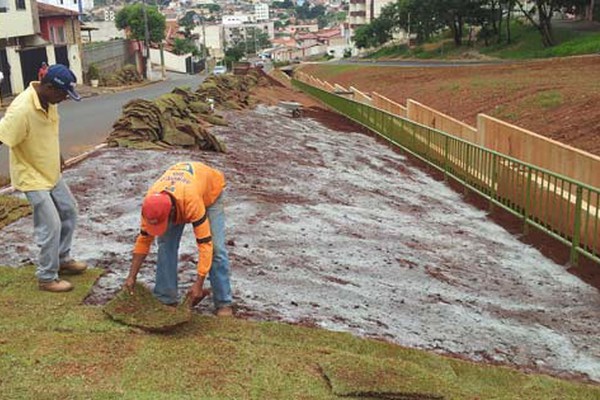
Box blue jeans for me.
[154,194,233,308]
[24,178,78,282]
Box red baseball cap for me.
[141,192,172,236]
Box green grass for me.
[366,21,600,60]
[478,22,600,59]
[1,265,599,399]
[0,195,31,230]
[534,90,564,109]
[300,64,363,81]
[366,44,411,59]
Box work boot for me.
[215,306,234,317]
[39,279,73,292]
[59,260,87,275]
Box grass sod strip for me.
[0,266,600,399]
[103,283,191,332]
[0,194,31,230]
[320,352,450,399]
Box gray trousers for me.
[24,178,78,282]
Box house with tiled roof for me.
[0,0,83,96]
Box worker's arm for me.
[185,202,214,306]
[0,105,28,148]
[187,275,211,307]
[124,228,154,294]
[189,206,214,277]
[123,253,147,294]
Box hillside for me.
[302,56,600,156]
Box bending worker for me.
[124,161,233,316]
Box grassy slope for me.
[367,22,600,60]
[0,266,599,399]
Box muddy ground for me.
[1,85,599,384]
[303,55,600,156]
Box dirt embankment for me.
[302,56,600,156]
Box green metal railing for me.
[293,79,600,267]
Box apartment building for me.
[254,3,268,22]
[347,0,394,29]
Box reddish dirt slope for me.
[302,56,600,156]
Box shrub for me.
[87,64,100,81]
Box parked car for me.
[212,65,227,75]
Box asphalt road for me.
[0,72,206,177]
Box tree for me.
[178,10,198,36]
[224,45,245,66]
[203,4,221,13]
[352,16,394,48]
[500,0,517,44]
[515,0,587,47]
[172,37,200,56]
[381,0,445,44]
[115,3,166,43]
[272,0,294,9]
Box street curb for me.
[0,78,164,111]
[0,143,108,196]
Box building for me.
[254,3,269,22]
[1,0,41,97]
[269,25,347,62]
[347,0,394,29]
[37,0,87,15]
[286,23,319,35]
[223,14,251,25]
[222,20,275,47]
[1,0,83,96]
[193,23,224,60]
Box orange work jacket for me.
[133,161,226,276]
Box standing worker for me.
[0,64,87,292]
[38,62,48,81]
[124,161,234,316]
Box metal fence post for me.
[570,186,584,266]
[443,135,449,182]
[523,166,533,235]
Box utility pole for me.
[142,0,151,79]
[244,26,248,56]
[201,13,208,72]
[407,12,411,48]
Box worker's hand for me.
[186,282,211,308]
[123,276,136,295]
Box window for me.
[15,0,25,10]
[56,26,66,43]
[0,0,9,12]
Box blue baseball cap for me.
[45,64,81,101]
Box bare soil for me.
[1,83,599,384]
[302,55,600,156]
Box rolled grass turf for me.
[103,283,192,332]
